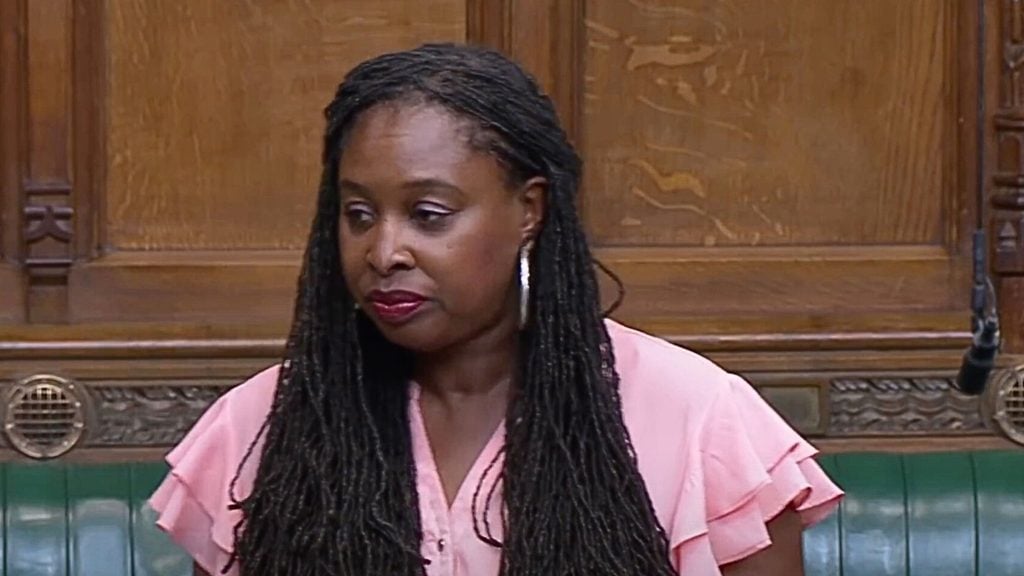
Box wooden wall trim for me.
[0,333,967,361]
[72,0,105,261]
[468,0,584,145]
[814,435,1018,454]
[0,369,998,456]
[0,0,27,322]
[828,376,985,436]
[992,0,1024,354]
[0,0,25,261]
[507,0,585,144]
[0,338,282,361]
[20,0,75,323]
[466,0,511,51]
[66,250,300,324]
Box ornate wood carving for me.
[0,383,232,449]
[994,0,1024,274]
[88,385,231,446]
[17,0,76,323]
[0,376,991,451]
[994,0,1024,353]
[23,182,74,271]
[828,377,987,436]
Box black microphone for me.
[954,230,1001,395]
[955,315,1000,395]
[957,2,1001,397]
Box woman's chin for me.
[367,315,447,353]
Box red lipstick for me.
[366,290,427,324]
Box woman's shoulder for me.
[605,318,732,420]
[211,363,281,421]
[165,362,281,477]
[604,319,843,571]
[149,364,282,574]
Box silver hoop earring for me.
[519,243,532,330]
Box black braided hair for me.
[226,43,675,576]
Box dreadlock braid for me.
[227,43,676,576]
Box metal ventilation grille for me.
[985,367,1024,446]
[4,375,86,459]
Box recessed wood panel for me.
[104,0,466,251]
[583,0,952,248]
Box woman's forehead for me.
[338,103,510,193]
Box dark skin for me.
[194,102,804,575]
[339,103,544,505]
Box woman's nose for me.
[366,219,414,275]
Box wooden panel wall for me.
[581,0,969,339]
[585,1,949,248]
[1,0,1020,460]
[0,0,469,461]
[69,0,465,326]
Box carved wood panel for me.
[828,377,986,436]
[584,1,950,248]
[0,0,78,323]
[62,0,467,326]
[993,0,1024,353]
[572,0,974,349]
[103,0,464,251]
[0,371,990,453]
[0,0,1008,460]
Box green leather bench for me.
[0,451,1021,575]
[806,450,1024,576]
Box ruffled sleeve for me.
[670,373,843,572]
[148,365,279,576]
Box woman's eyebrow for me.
[339,178,468,203]
[401,178,465,197]
[339,178,373,196]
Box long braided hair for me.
[227,43,676,576]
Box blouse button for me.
[438,538,446,552]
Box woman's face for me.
[338,103,544,353]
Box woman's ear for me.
[518,176,547,243]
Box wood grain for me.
[104,0,465,251]
[68,250,299,324]
[26,0,70,184]
[990,0,1024,356]
[0,0,26,322]
[598,246,968,320]
[507,0,583,142]
[999,278,1024,353]
[582,0,954,248]
[0,0,1005,458]
[466,0,510,51]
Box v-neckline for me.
[408,382,506,514]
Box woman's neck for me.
[413,321,518,402]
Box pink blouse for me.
[150,320,842,575]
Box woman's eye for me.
[343,206,375,227]
[412,206,453,226]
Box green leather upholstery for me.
[803,450,1024,576]
[0,462,190,576]
[0,451,1021,575]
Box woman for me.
[151,43,841,576]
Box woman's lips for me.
[367,290,427,324]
